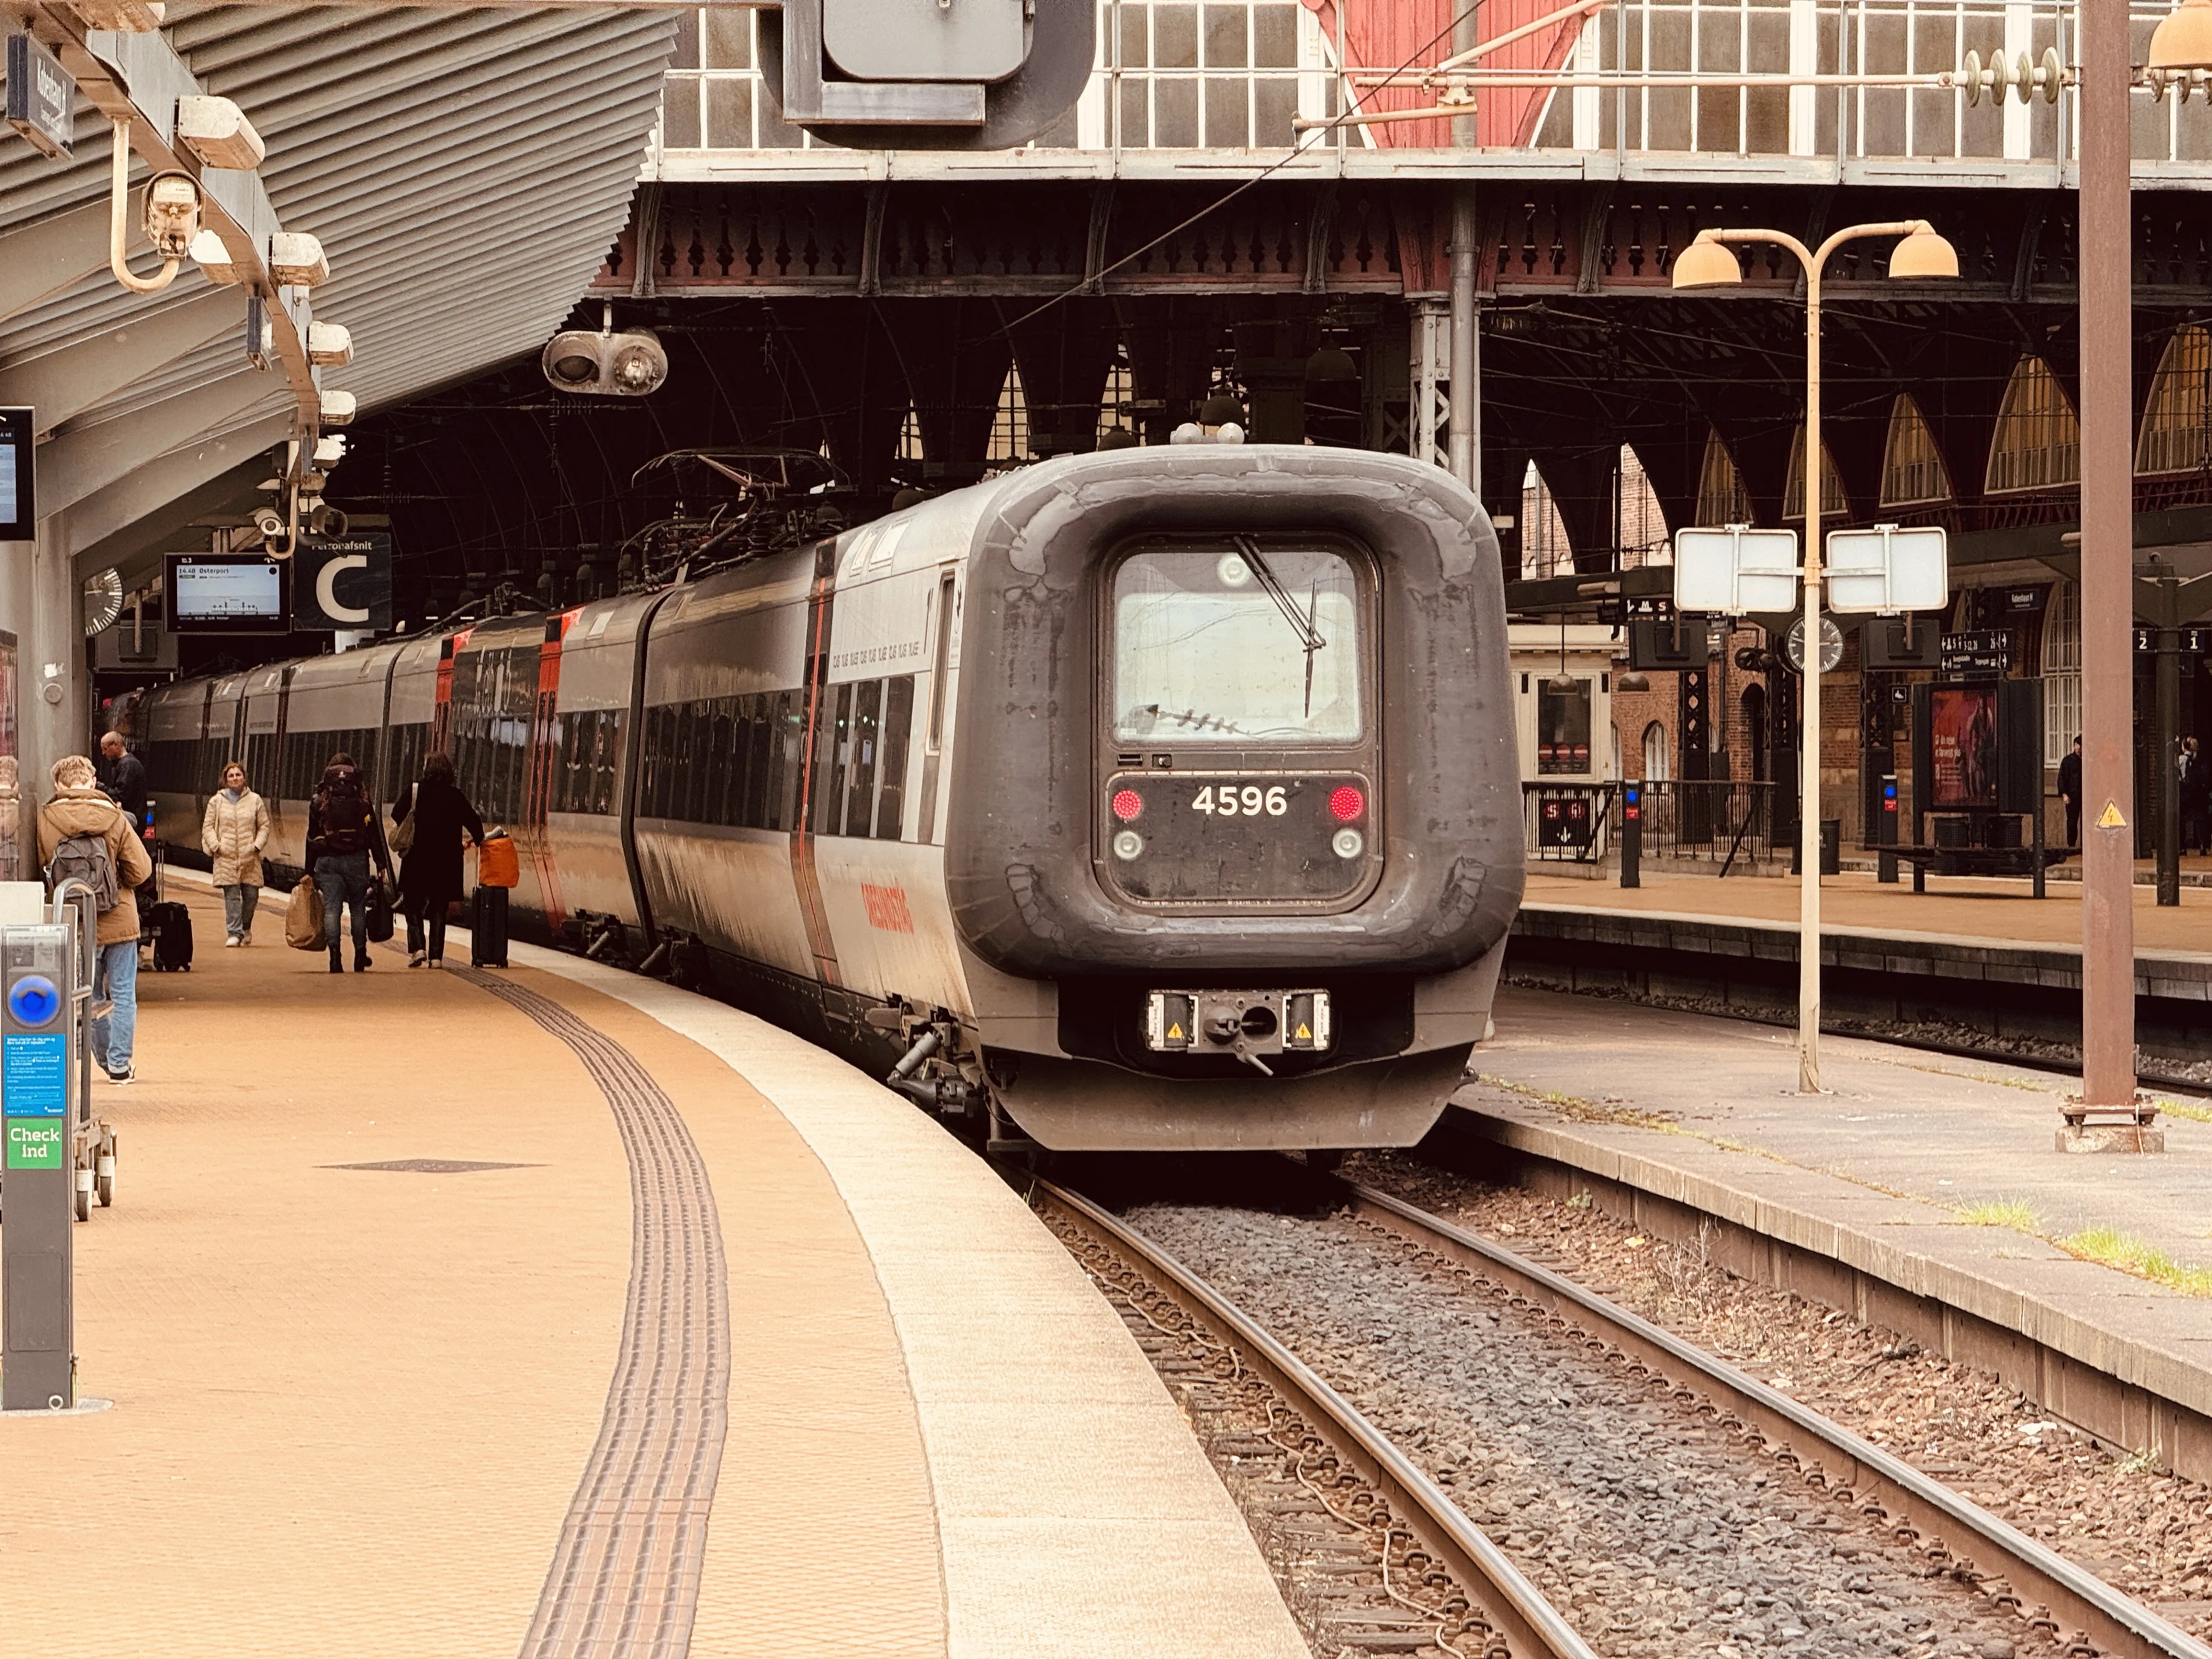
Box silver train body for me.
[133,448,1525,1151]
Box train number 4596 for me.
[1192,783,1288,817]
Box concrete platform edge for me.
[1444,1102,2212,1480]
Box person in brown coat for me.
[38,753,154,1084]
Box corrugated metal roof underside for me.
[0,4,670,544]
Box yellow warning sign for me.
[2097,801,2128,830]
[1295,1023,1312,1041]
[1167,1023,1184,1041]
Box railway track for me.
[1035,1178,1601,1659]
[1327,1175,2212,1659]
[1049,1160,2212,1659]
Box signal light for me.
[1329,785,1365,822]
[1112,788,1144,821]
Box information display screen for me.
[165,554,290,635]
[0,408,31,540]
[1927,685,1999,810]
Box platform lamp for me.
[1671,219,1959,1095]
[2149,0,2212,72]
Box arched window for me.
[1781,427,1846,520]
[1617,444,1669,561]
[1695,428,1748,524]
[898,406,925,462]
[2042,578,2081,767]
[987,364,1029,463]
[1742,683,1769,783]
[1641,720,1671,782]
[1986,357,2080,493]
[1521,459,1572,578]
[1880,393,1952,505]
[2136,325,2212,477]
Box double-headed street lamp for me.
[1672,221,1959,1094]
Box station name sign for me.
[5,34,72,162]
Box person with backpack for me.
[39,753,154,1084]
[306,751,391,974]
[201,761,271,946]
[391,751,484,968]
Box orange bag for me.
[477,831,520,889]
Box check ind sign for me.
[3,1031,67,1169]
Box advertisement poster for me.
[1929,686,1999,809]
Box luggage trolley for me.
[52,879,117,1221]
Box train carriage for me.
[135,446,1523,1152]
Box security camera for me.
[308,503,349,538]
[143,172,203,259]
[251,505,285,539]
[541,326,668,398]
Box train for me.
[127,445,1523,1152]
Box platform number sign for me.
[1537,793,1595,849]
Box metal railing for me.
[1626,778,1781,868]
[1523,781,1616,863]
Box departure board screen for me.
[0,408,30,540]
[165,554,290,634]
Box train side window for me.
[844,679,881,837]
[926,573,957,752]
[875,674,915,840]
[687,701,714,825]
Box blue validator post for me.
[2,924,78,1411]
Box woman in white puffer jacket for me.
[201,761,270,946]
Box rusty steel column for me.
[2077,0,2137,1105]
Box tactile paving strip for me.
[456,967,731,1659]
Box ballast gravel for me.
[1346,1151,2212,1643]
[1128,1195,2051,1659]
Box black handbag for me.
[366,878,396,944]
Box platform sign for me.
[1824,524,1948,615]
[292,534,393,633]
[5,34,72,162]
[1673,526,1799,617]
[1940,630,2011,676]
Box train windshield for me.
[1112,544,1362,745]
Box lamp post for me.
[1673,220,1959,1093]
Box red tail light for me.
[1111,788,1145,821]
[1329,785,1365,822]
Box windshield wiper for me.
[1232,537,1327,718]
[1130,703,1249,738]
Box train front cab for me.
[940,447,1525,1153]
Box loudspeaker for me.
[1860,617,1942,669]
[1628,617,1703,671]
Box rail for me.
[1337,1177,2212,1659]
[1034,1178,1601,1659]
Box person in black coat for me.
[391,751,484,968]
[2183,737,2211,856]
[2057,735,2083,848]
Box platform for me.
[0,882,1304,1658]
[1451,983,2212,1483]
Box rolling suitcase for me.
[470,885,509,969]
[148,901,194,972]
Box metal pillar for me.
[1410,302,1450,471]
[2077,0,2137,1106]
[1447,188,1480,494]
[1453,4,1481,148]
[2158,627,2181,906]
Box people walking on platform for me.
[307,751,391,974]
[202,762,270,946]
[391,751,484,969]
[98,730,154,930]
[2183,737,2210,857]
[40,754,153,1084]
[2058,735,2083,847]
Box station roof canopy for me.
[0,3,674,581]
